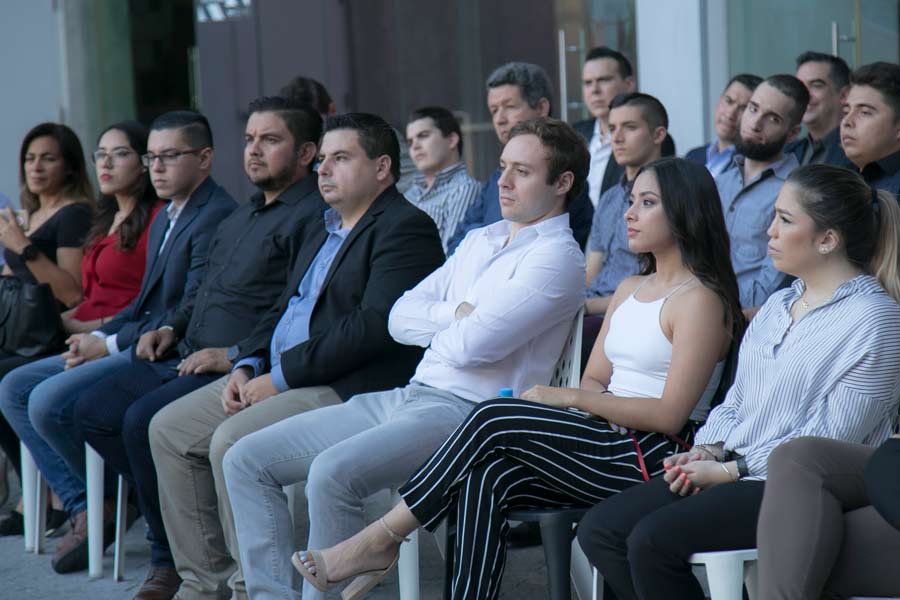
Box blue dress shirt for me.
[586,179,640,298]
[715,153,798,307]
[235,209,350,391]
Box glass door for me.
[727,0,899,75]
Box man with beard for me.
[715,74,809,308]
[69,97,328,599]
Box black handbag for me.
[0,276,65,357]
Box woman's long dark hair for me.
[86,121,158,251]
[634,157,746,341]
[19,122,94,215]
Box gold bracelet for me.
[719,462,736,482]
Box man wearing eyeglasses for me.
[0,110,237,582]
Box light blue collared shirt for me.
[586,178,639,298]
[715,153,798,307]
[705,142,736,179]
[234,209,350,391]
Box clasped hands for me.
[220,368,278,416]
[663,447,734,496]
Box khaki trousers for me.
[148,375,341,600]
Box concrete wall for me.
[0,2,64,205]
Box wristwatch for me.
[20,244,40,262]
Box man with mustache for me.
[715,74,809,308]
[148,113,444,600]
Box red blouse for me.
[72,202,164,321]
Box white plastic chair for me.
[20,442,48,554]
[85,443,129,580]
[688,549,758,600]
[395,308,585,600]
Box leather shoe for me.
[52,497,137,573]
[133,566,182,600]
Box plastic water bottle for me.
[498,387,514,398]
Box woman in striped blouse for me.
[293,157,745,599]
[576,164,900,600]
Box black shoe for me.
[46,508,69,537]
[506,521,543,548]
[0,510,23,536]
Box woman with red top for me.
[0,121,161,533]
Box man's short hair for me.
[609,92,669,131]
[850,62,900,122]
[486,62,554,117]
[796,51,851,89]
[763,74,810,127]
[278,76,333,116]
[584,46,633,79]
[150,110,214,149]
[324,113,400,182]
[726,73,763,93]
[507,117,589,205]
[407,106,464,155]
[248,96,323,150]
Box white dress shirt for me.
[388,213,586,402]
[587,119,612,209]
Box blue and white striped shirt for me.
[695,275,900,478]
[405,162,480,253]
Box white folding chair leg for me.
[113,475,129,581]
[86,443,105,579]
[702,554,746,600]
[570,538,598,600]
[743,559,758,600]
[20,442,38,553]
[35,472,48,553]
[398,528,420,600]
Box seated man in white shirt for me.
[220,117,588,600]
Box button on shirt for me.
[587,120,613,209]
[704,141,736,179]
[716,153,798,307]
[178,177,321,352]
[235,209,350,392]
[586,179,639,298]
[388,213,586,402]
[404,162,480,253]
[695,275,900,478]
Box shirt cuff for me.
[233,357,264,378]
[90,331,120,355]
[270,364,290,393]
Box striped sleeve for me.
[441,179,481,251]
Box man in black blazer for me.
[5,110,237,575]
[149,113,444,600]
[67,98,329,596]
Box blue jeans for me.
[74,358,218,567]
[0,351,130,514]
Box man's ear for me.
[555,170,574,198]
[297,141,318,167]
[537,97,551,117]
[374,154,393,182]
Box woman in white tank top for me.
[293,158,745,600]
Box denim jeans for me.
[222,384,475,600]
[0,351,130,514]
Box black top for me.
[175,174,326,354]
[860,148,900,199]
[4,203,92,283]
[235,184,445,400]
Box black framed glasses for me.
[91,149,136,164]
[140,148,205,167]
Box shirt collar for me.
[487,212,572,241]
[732,152,797,183]
[707,141,734,160]
[323,208,351,237]
[166,200,185,222]
[592,119,610,145]
[785,274,884,310]
[413,162,467,190]
[250,173,319,209]
[861,147,900,182]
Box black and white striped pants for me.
[399,398,695,600]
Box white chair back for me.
[549,307,584,389]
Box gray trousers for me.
[222,383,475,600]
[148,376,341,600]
[757,437,900,599]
